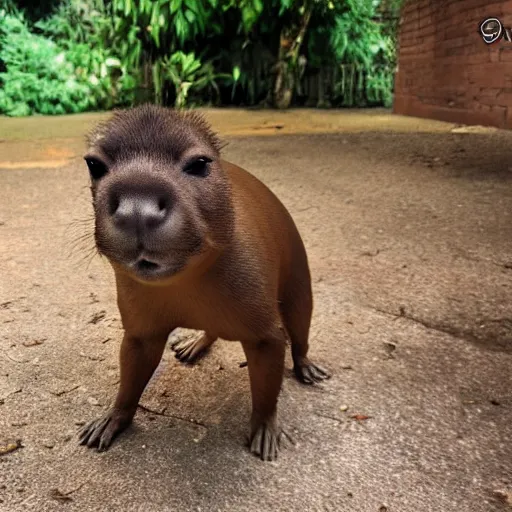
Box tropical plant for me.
[0,10,95,116]
[0,0,404,115]
[35,0,139,107]
[0,0,19,14]
[109,0,222,103]
[162,51,233,108]
[305,0,399,107]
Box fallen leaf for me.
[51,385,79,397]
[383,341,396,352]
[351,414,371,421]
[339,405,349,412]
[22,339,44,347]
[50,489,73,502]
[79,353,105,361]
[493,489,512,506]
[0,439,23,456]
[88,311,106,324]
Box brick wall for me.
[393,0,512,129]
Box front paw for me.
[78,408,132,451]
[248,420,294,461]
[294,357,331,385]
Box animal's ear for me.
[84,155,109,181]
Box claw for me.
[170,332,214,364]
[249,422,293,461]
[77,409,131,451]
[294,358,331,385]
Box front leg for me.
[79,331,167,451]
[241,335,289,461]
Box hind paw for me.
[170,331,215,364]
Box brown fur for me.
[78,104,330,461]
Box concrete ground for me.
[1,108,512,512]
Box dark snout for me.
[93,172,203,281]
[109,184,173,235]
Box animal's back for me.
[221,160,311,301]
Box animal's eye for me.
[183,157,211,177]
[85,157,108,180]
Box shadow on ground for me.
[1,110,511,512]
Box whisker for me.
[62,212,99,271]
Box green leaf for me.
[151,2,160,27]
[152,59,162,103]
[184,9,195,23]
[105,57,121,67]
[253,0,263,13]
[170,0,182,14]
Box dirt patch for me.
[0,110,511,512]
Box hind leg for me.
[170,329,217,364]
[280,282,330,385]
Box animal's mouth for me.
[130,257,170,280]
[95,235,204,283]
[136,258,160,273]
[120,252,188,283]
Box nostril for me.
[109,194,120,216]
[157,196,168,213]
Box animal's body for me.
[78,104,329,460]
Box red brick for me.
[465,51,491,64]
[443,46,466,57]
[500,50,512,60]
[395,0,512,129]
[467,70,506,88]
[505,106,512,128]
[489,49,502,62]
[443,35,471,48]
[496,90,512,105]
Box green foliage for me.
[0,10,94,115]
[331,1,389,67]
[109,0,222,103]
[111,0,222,49]
[307,0,399,107]
[0,0,20,15]
[1,0,404,115]
[162,51,232,108]
[35,0,139,107]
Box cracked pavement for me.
[1,108,512,511]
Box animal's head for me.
[84,104,234,284]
